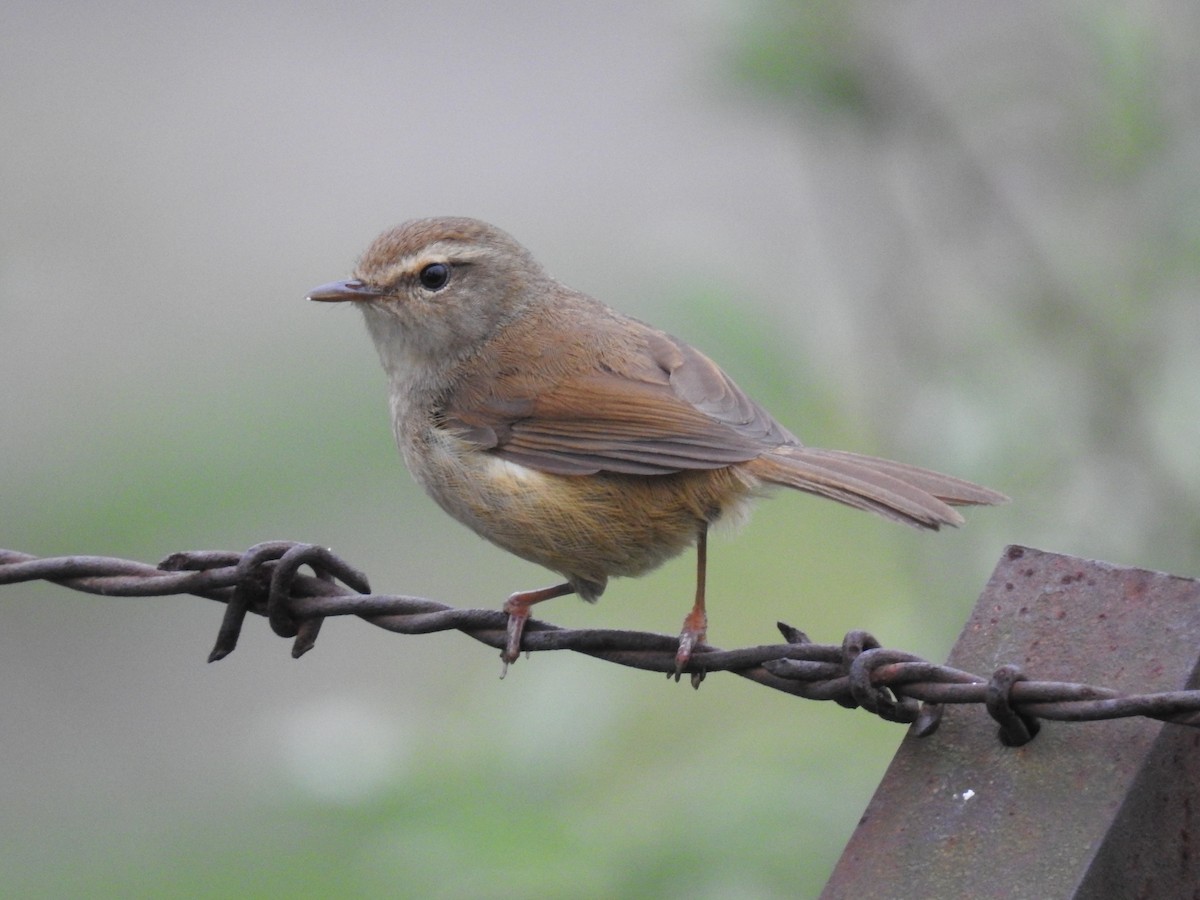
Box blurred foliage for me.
[730,3,871,116]
[1084,6,1167,174]
[726,0,1200,579]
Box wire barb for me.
[5,544,1200,746]
[986,664,1042,746]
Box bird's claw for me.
[500,602,529,678]
[672,627,707,688]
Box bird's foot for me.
[500,596,530,678]
[672,606,708,689]
[499,583,575,677]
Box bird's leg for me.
[501,582,575,676]
[674,522,709,685]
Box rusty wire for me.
[4,542,1200,746]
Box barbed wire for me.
[4,542,1200,746]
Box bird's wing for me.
[442,327,796,476]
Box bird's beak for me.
[307,279,385,303]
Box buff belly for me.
[407,430,758,600]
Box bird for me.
[308,217,1006,678]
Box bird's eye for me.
[418,262,450,291]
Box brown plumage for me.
[309,217,1006,677]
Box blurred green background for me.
[3,2,1199,897]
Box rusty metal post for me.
[822,546,1200,899]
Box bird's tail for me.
[745,446,1008,530]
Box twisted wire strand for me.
[4,544,1200,745]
